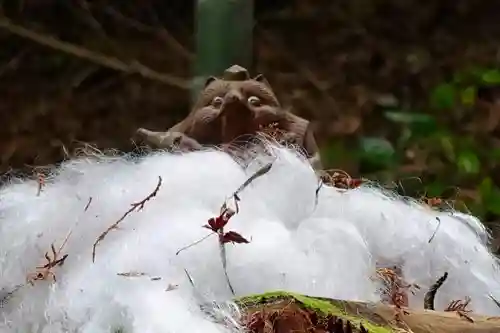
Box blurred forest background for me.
[2,0,500,242]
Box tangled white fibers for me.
[1,142,500,333]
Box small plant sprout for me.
[176,161,273,295]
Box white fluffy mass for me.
[1,143,500,333]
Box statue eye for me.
[247,96,261,106]
[211,96,224,108]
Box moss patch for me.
[236,290,394,333]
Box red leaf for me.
[203,214,230,232]
[202,224,215,232]
[221,231,250,244]
[349,178,363,188]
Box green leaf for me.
[479,177,494,199]
[486,197,500,215]
[424,182,447,197]
[489,148,500,162]
[384,111,434,124]
[439,135,455,162]
[430,83,457,110]
[460,86,476,106]
[452,71,466,84]
[456,151,480,174]
[481,182,500,215]
[384,110,437,138]
[481,69,500,84]
[320,141,351,167]
[358,137,396,169]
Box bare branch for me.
[102,6,193,60]
[71,0,135,65]
[92,176,162,262]
[233,162,274,199]
[0,16,190,89]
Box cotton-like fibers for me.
[0,143,499,333]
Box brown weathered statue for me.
[136,65,322,169]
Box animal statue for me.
[136,65,322,170]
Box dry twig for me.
[36,172,44,196]
[489,294,500,309]
[374,267,419,310]
[117,271,148,278]
[92,176,162,262]
[84,196,92,212]
[0,16,189,89]
[72,0,131,62]
[427,217,441,243]
[314,178,323,207]
[232,162,273,201]
[445,296,474,323]
[0,284,23,308]
[319,169,363,190]
[423,272,448,310]
[26,231,72,285]
[257,122,299,145]
[101,5,193,60]
[374,265,420,331]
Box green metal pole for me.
[192,0,254,102]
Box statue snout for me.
[223,91,244,106]
[219,91,251,119]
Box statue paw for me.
[135,128,202,151]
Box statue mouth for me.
[218,98,257,142]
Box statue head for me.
[192,65,284,143]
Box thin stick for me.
[314,178,323,207]
[428,217,441,243]
[219,229,235,296]
[489,294,500,309]
[102,5,193,60]
[177,164,271,296]
[219,164,273,295]
[0,284,24,308]
[36,172,44,196]
[59,229,73,253]
[233,162,273,198]
[184,269,195,288]
[84,197,92,212]
[0,16,189,89]
[424,272,449,310]
[175,233,215,256]
[92,176,162,262]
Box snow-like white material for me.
[0,143,499,333]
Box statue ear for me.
[204,76,217,88]
[254,74,271,87]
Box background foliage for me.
[1,0,500,241]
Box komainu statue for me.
[136,64,322,169]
